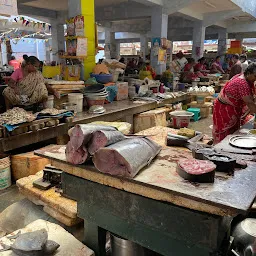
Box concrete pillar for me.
[192,21,205,61]
[218,28,227,56]
[51,22,65,62]
[1,42,7,66]
[68,0,95,79]
[105,28,117,59]
[140,34,148,60]
[150,6,168,75]
[45,40,51,63]
[116,42,120,58]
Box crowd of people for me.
[175,52,251,83]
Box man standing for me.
[229,54,242,79]
[240,54,249,73]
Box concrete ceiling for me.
[185,0,238,14]
[18,0,256,40]
[23,0,68,11]
[22,0,129,10]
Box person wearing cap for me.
[229,54,242,79]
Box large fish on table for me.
[65,141,88,165]
[69,124,117,150]
[88,130,126,155]
[93,137,162,178]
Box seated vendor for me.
[213,63,256,144]
[183,58,198,82]
[145,60,156,79]
[194,57,209,76]
[210,56,225,74]
[3,56,48,110]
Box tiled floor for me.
[0,185,24,213]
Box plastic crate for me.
[187,108,201,121]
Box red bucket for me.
[170,111,194,129]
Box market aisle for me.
[0,185,24,212]
[189,115,213,137]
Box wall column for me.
[116,42,120,58]
[45,40,51,63]
[68,0,95,79]
[50,22,65,62]
[218,28,227,56]
[105,28,117,59]
[140,34,148,60]
[192,21,205,61]
[150,6,168,75]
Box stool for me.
[187,108,201,121]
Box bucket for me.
[45,95,54,109]
[0,155,11,190]
[170,111,194,129]
[196,95,206,104]
[68,93,83,112]
[110,234,145,256]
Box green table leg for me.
[83,220,107,256]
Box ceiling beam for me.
[18,5,57,19]
[131,0,163,6]
[18,0,35,3]
[231,0,256,18]
[178,7,203,21]
[203,10,242,27]
[95,2,151,21]
[164,0,201,15]
[227,21,256,33]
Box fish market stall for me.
[0,108,74,152]
[35,125,256,256]
[0,95,189,152]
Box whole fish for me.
[69,124,117,150]
[88,130,126,155]
[93,137,161,178]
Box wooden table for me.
[71,95,189,128]
[35,130,256,256]
[0,95,189,152]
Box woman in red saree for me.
[183,58,198,82]
[213,63,256,144]
[194,57,209,76]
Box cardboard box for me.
[116,82,128,101]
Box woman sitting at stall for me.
[182,58,199,82]
[210,56,225,74]
[194,57,209,76]
[3,56,48,109]
[145,60,156,79]
[213,63,256,144]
